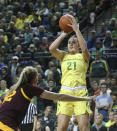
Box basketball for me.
[59,14,73,32]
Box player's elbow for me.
[49,45,54,52]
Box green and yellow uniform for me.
[57,53,92,117]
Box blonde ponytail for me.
[5,66,38,98]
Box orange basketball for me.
[59,14,73,32]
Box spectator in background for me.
[44,61,61,78]
[109,112,117,131]
[33,118,50,131]
[14,44,24,59]
[15,12,25,30]
[23,22,31,32]
[88,80,100,97]
[0,66,12,88]
[96,82,112,122]
[0,19,6,32]
[12,37,21,52]
[107,18,116,32]
[33,61,39,67]
[35,64,44,77]
[0,29,8,43]
[45,79,59,107]
[68,6,76,17]
[46,79,59,93]
[27,9,37,23]
[34,64,45,106]
[38,72,47,89]
[37,2,49,17]
[37,25,47,42]
[105,111,115,128]
[68,115,79,131]
[0,80,9,98]
[28,44,37,59]
[103,31,112,49]
[89,51,109,80]
[0,35,9,52]
[16,64,24,79]
[91,113,107,131]
[38,106,54,131]
[24,26,33,45]
[33,37,40,49]
[87,30,98,49]
[47,62,60,86]
[97,23,107,41]
[5,10,13,23]
[8,56,19,84]
[111,91,117,112]
[45,70,54,83]
[11,15,17,25]
[37,72,47,114]
[99,79,111,95]
[110,76,117,92]
[39,37,50,52]
[91,39,103,60]
[0,46,8,64]
[7,21,18,42]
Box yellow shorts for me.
[0,121,14,131]
[56,86,92,117]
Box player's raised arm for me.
[68,16,90,63]
[49,32,67,61]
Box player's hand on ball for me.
[67,16,79,32]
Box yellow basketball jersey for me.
[61,53,88,87]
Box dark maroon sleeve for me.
[23,85,44,98]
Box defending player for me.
[0,66,91,131]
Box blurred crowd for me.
[0,0,117,131]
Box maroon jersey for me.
[0,84,44,130]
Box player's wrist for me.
[61,32,67,37]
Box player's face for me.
[68,37,79,54]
